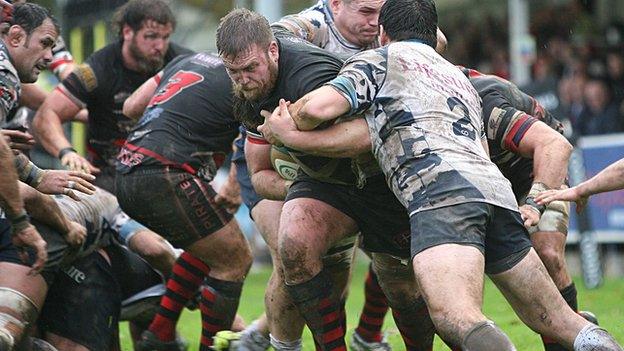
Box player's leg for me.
[117,168,253,350]
[371,253,435,351]
[353,262,390,349]
[486,206,622,350]
[0,219,51,350]
[279,194,358,351]
[410,203,516,350]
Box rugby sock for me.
[391,296,435,351]
[354,264,389,343]
[149,252,210,342]
[286,270,347,351]
[541,283,578,351]
[199,277,243,350]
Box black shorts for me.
[39,251,121,351]
[286,174,411,257]
[0,218,75,285]
[410,202,533,274]
[116,166,234,248]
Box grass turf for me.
[120,256,624,350]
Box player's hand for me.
[215,176,242,214]
[12,223,47,275]
[63,221,87,247]
[519,204,541,228]
[60,151,100,175]
[1,129,35,151]
[259,99,293,146]
[36,170,96,200]
[536,187,588,214]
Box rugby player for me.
[217,9,417,351]
[259,0,623,349]
[30,0,191,293]
[115,52,253,351]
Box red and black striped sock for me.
[199,277,243,351]
[355,264,389,343]
[392,296,435,351]
[286,270,346,351]
[541,283,578,351]
[149,252,209,342]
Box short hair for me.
[216,8,274,58]
[379,0,437,47]
[11,3,59,36]
[112,0,176,38]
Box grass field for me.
[120,256,624,350]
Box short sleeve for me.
[327,49,388,116]
[0,69,19,121]
[57,63,98,109]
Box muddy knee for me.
[462,321,516,351]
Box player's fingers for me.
[70,171,96,182]
[30,241,47,275]
[64,188,80,201]
[260,109,272,119]
[72,177,96,193]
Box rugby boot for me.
[350,331,392,351]
[137,330,188,351]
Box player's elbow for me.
[122,98,141,120]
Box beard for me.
[129,38,165,74]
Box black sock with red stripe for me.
[199,277,243,351]
[149,252,209,342]
[286,270,346,351]
[391,296,435,351]
[541,283,578,351]
[355,264,389,343]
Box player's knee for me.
[534,243,565,274]
[278,233,315,280]
[461,321,515,351]
[0,287,39,349]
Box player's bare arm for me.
[19,83,49,110]
[536,158,624,212]
[245,139,291,200]
[260,99,370,158]
[0,135,47,274]
[32,88,98,174]
[289,86,351,130]
[517,120,573,190]
[123,72,162,120]
[19,182,86,246]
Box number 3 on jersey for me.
[148,71,204,107]
[447,96,476,140]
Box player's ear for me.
[328,0,341,15]
[122,24,134,43]
[268,41,279,63]
[379,25,390,46]
[7,24,26,47]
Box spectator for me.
[577,78,623,135]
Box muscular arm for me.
[245,140,291,200]
[0,134,24,217]
[20,183,69,234]
[517,121,572,189]
[123,73,161,120]
[280,118,371,158]
[31,88,81,158]
[20,84,49,110]
[290,86,351,131]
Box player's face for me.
[127,19,172,73]
[15,18,57,83]
[222,42,279,101]
[332,0,384,46]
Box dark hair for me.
[216,8,273,58]
[112,0,176,38]
[379,0,437,47]
[11,3,59,36]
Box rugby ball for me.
[270,145,300,180]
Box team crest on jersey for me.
[74,64,98,92]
